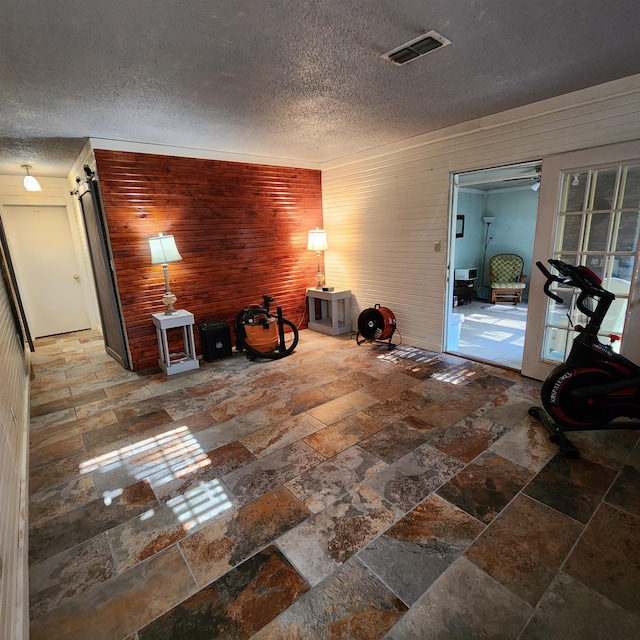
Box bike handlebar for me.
[535,261,564,303]
[535,259,615,319]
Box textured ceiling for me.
[2,0,640,177]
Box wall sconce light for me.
[307,228,328,289]
[148,232,182,315]
[21,165,41,191]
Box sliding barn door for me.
[77,168,131,370]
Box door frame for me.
[446,161,541,365]
[521,139,640,380]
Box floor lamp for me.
[479,216,495,300]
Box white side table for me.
[306,288,351,335]
[152,309,200,375]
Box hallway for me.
[28,329,640,639]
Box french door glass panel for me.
[541,161,640,363]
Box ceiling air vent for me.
[381,30,451,66]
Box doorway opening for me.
[1,205,91,338]
[447,161,541,369]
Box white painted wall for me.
[321,74,640,351]
[88,137,322,170]
[0,269,29,640]
[453,190,485,276]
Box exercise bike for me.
[529,259,640,457]
[234,294,299,360]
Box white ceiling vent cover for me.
[381,30,451,66]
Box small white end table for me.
[152,309,200,375]
[306,288,351,335]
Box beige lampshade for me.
[148,233,182,264]
[307,228,328,252]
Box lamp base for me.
[315,272,325,289]
[162,291,177,315]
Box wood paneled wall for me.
[94,150,323,371]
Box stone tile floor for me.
[28,328,640,639]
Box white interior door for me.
[1,205,90,338]
[522,140,640,380]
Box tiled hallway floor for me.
[28,328,640,639]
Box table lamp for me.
[307,228,328,289]
[149,232,182,314]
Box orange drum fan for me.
[356,304,397,350]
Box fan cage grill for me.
[357,306,396,340]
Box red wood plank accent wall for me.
[94,150,323,371]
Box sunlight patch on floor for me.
[167,479,234,531]
[79,425,234,531]
[452,301,527,368]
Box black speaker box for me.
[198,319,233,361]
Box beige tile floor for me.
[28,327,640,639]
